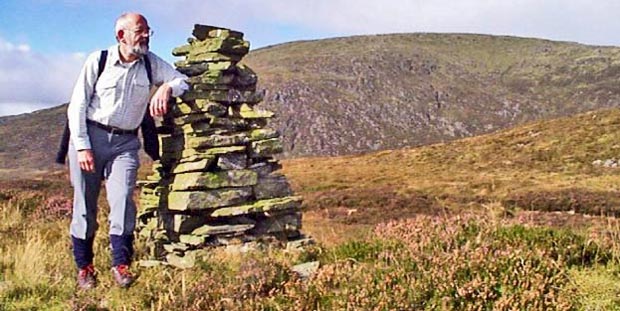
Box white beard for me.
[130,43,149,57]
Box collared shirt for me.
[68,44,188,150]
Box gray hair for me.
[114,13,145,42]
[115,13,129,41]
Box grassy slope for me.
[285,108,620,223]
[0,105,66,171]
[3,109,620,309]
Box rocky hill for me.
[2,33,620,170]
[0,105,66,170]
[245,33,620,157]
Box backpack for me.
[55,50,160,164]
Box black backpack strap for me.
[98,50,108,78]
[140,53,160,161]
[56,50,108,164]
[55,121,71,164]
[143,54,153,85]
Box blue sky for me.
[2,0,620,116]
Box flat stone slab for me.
[163,242,190,253]
[251,138,283,157]
[179,234,206,246]
[187,132,249,149]
[251,211,301,235]
[229,104,274,119]
[217,153,248,170]
[166,252,196,269]
[170,112,213,125]
[171,170,258,191]
[192,24,244,41]
[286,237,316,251]
[172,100,227,117]
[162,146,246,163]
[171,214,256,234]
[181,36,249,57]
[192,223,255,236]
[254,174,293,200]
[168,187,253,211]
[210,196,302,217]
[175,60,235,73]
[181,89,263,103]
[171,157,215,174]
[249,128,279,141]
[164,132,249,152]
[291,261,320,280]
[210,117,261,131]
[187,52,242,63]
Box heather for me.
[4,108,620,309]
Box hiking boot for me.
[77,264,96,290]
[111,264,134,288]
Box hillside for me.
[3,108,620,309]
[285,107,620,225]
[0,105,66,171]
[245,33,620,157]
[3,33,620,170]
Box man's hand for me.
[78,149,95,173]
[150,84,172,117]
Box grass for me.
[283,108,620,218]
[1,182,620,310]
[570,266,620,310]
[4,109,620,309]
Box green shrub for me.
[493,224,610,266]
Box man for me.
[67,12,187,289]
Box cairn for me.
[137,25,308,268]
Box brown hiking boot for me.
[77,264,96,290]
[111,264,134,288]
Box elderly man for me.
[67,12,187,289]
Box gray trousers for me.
[69,123,140,240]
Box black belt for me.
[86,119,138,135]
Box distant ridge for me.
[2,33,620,171]
[243,33,620,157]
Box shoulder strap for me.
[98,50,152,86]
[144,54,153,86]
[141,54,158,161]
[98,50,108,78]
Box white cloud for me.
[0,37,85,116]
[0,40,32,53]
[140,0,620,46]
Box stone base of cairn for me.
[137,25,311,268]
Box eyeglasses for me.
[126,28,154,37]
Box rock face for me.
[137,25,305,267]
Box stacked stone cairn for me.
[137,25,308,268]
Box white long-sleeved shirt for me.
[68,44,188,150]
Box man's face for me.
[122,16,150,57]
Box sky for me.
[1,0,620,117]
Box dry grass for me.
[282,109,620,222]
[3,109,620,308]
